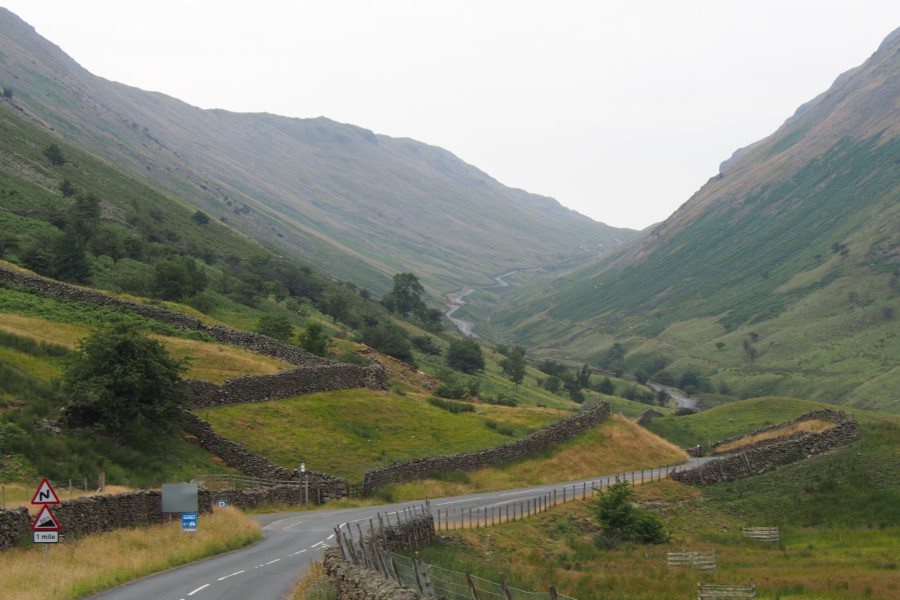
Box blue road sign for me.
[181,512,198,533]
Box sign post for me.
[30,479,61,566]
[181,512,198,533]
[300,463,307,505]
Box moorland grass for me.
[199,389,570,482]
[0,506,261,600]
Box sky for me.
[3,1,900,230]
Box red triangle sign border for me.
[31,505,61,532]
[30,478,61,505]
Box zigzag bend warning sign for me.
[31,479,61,505]
[31,479,61,544]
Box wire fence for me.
[335,501,578,599]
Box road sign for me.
[181,512,198,533]
[33,532,59,544]
[31,506,61,532]
[31,479,61,505]
[216,499,227,507]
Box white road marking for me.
[217,570,245,581]
[188,583,210,595]
[264,559,281,565]
[312,541,328,548]
[327,533,335,540]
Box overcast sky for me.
[4,1,899,230]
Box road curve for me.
[89,461,711,600]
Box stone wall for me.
[671,410,859,486]
[0,265,372,370]
[324,512,435,599]
[186,362,387,408]
[362,402,611,493]
[0,507,29,550]
[324,548,418,600]
[182,413,348,501]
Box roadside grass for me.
[643,397,833,448]
[381,415,689,501]
[289,562,336,600]
[0,506,261,600]
[198,390,568,482]
[415,414,900,599]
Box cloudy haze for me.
[3,1,899,229]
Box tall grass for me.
[0,506,261,600]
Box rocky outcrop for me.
[362,402,611,493]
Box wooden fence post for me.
[549,585,559,600]
[466,573,480,600]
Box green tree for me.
[153,257,207,301]
[52,229,92,283]
[499,345,527,387]
[299,322,331,356]
[445,338,485,374]
[594,481,668,545]
[360,323,415,364]
[62,324,187,441]
[44,142,66,166]
[256,313,294,342]
[597,376,615,395]
[322,288,352,324]
[382,272,426,317]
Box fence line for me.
[742,527,779,543]
[697,582,755,599]
[433,464,682,533]
[335,502,577,599]
[667,549,717,571]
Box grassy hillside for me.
[416,399,900,599]
[0,7,634,297]
[481,32,900,413]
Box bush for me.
[445,338,484,373]
[61,323,188,442]
[256,313,294,342]
[412,335,441,355]
[593,481,668,544]
[427,397,475,413]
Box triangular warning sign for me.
[31,506,61,532]
[31,479,61,505]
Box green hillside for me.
[483,29,900,413]
[0,7,633,298]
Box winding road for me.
[89,461,711,600]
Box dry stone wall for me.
[0,507,29,550]
[362,402,611,493]
[672,410,859,486]
[182,413,347,500]
[186,362,386,408]
[324,548,418,600]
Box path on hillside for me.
[89,460,713,600]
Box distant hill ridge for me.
[0,7,633,297]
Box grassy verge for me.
[0,506,262,600]
[289,562,336,600]
[199,389,567,482]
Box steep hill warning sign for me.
[31,479,61,505]
[31,506,61,532]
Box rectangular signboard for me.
[162,483,199,513]
[33,531,59,544]
[181,512,198,533]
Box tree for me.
[153,257,207,301]
[499,346,527,387]
[300,322,331,356]
[597,376,615,395]
[62,323,187,441]
[44,143,66,166]
[52,229,92,283]
[2,86,13,99]
[594,481,668,545]
[321,288,352,324]
[360,323,415,364]
[382,272,426,317]
[445,338,485,374]
[577,364,591,388]
[256,313,294,342]
[192,210,211,225]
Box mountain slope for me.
[0,8,633,297]
[489,27,900,412]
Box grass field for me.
[0,506,261,600]
[413,400,900,599]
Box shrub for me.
[427,397,475,413]
[593,481,668,544]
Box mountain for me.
[487,27,900,413]
[0,8,633,298]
